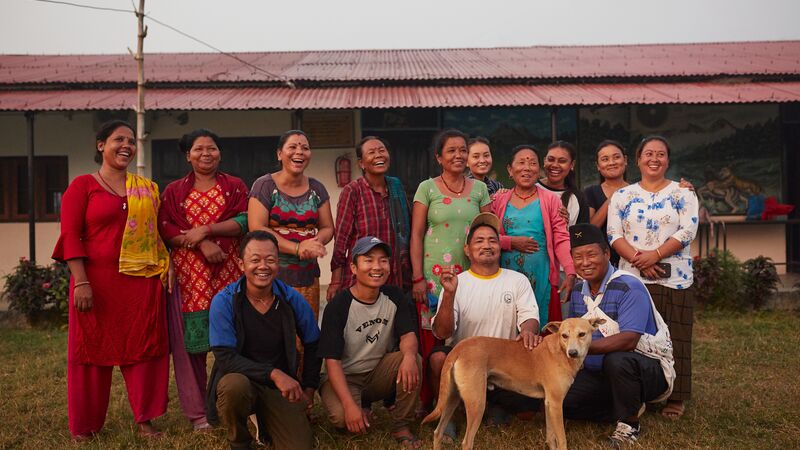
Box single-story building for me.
[1,41,799,289]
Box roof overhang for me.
[2,81,799,111]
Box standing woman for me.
[248,130,334,318]
[583,140,629,266]
[410,129,492,409]
[538,141,590,226]
[329,136,411,299]
[52,120,170,439]
[607,135,699,419]
[158,128,249,431]
[466,136,503,196]
[492,145,575,326]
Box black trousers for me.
[563,352,668,423]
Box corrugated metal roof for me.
[3,81,799,111]
[2,41,800,84]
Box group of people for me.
[53,120,698,449]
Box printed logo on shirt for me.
[366,330,381,344]
[502,291,513,304]
[356,318,390,333]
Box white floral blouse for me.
[607,181,699,290]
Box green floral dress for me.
[413,178,490,329]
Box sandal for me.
[392,429,423,449]
[661,400,685,420]
[137,422,163,439]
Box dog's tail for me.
[421,352,457,426]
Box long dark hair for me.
[546,140,582,209]
[94,119,134,164]
[595,139,627,183]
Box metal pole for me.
[135,0,147,176]
[550,107,558,142]
[25,112,36,263]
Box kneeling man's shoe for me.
[608,421,640,448]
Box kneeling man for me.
[318,236,423,448]
[564,224,675,447]
[430,213,541,435]
[206,231,321,450]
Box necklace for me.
[97,171,127,210]
[440,175,465,196]
[247,293,276,309]
[513,186,538,201]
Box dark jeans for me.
[563,352,668,423]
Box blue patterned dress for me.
[606,181,699,289]
[500,200,551,326]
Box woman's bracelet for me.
[74,281,90,288]
[655,248,663,259]
[412,276,425,284]
[205,224,213,236]
[295,242,300,257]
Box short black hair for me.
[239,230,279,258]
[95,120,134,164]
[178,128,221,154]
[466,223,499,244]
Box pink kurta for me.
[53,174,167,366]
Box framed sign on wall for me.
[302,110,355,148]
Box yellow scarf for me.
[119,173,170,283]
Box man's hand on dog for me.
[439,266,458,293]
[516,329,542,350]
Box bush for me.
[694,250,744,310]
[741,256,781,309]
[2,258,70,323]
[693,251,780,311]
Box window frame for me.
[0,156,68,223]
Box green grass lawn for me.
[1,310,798,449]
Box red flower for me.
[432,264,443,276]
[41,282,51,289]
[454,264,463,274]
[443,197,452,205]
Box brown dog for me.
[422,317,605,450]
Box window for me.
[0,156,68,222]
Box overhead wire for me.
[28,0,295,87]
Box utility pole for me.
[134,0,147,176]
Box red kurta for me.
[53,174,167,366]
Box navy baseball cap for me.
[351,236,392,262]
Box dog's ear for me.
[589,317,606,330]
[543,321,562,334]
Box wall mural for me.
[577,104,782,216]
[444,107,576,186]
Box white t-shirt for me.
[432,268,539,346]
